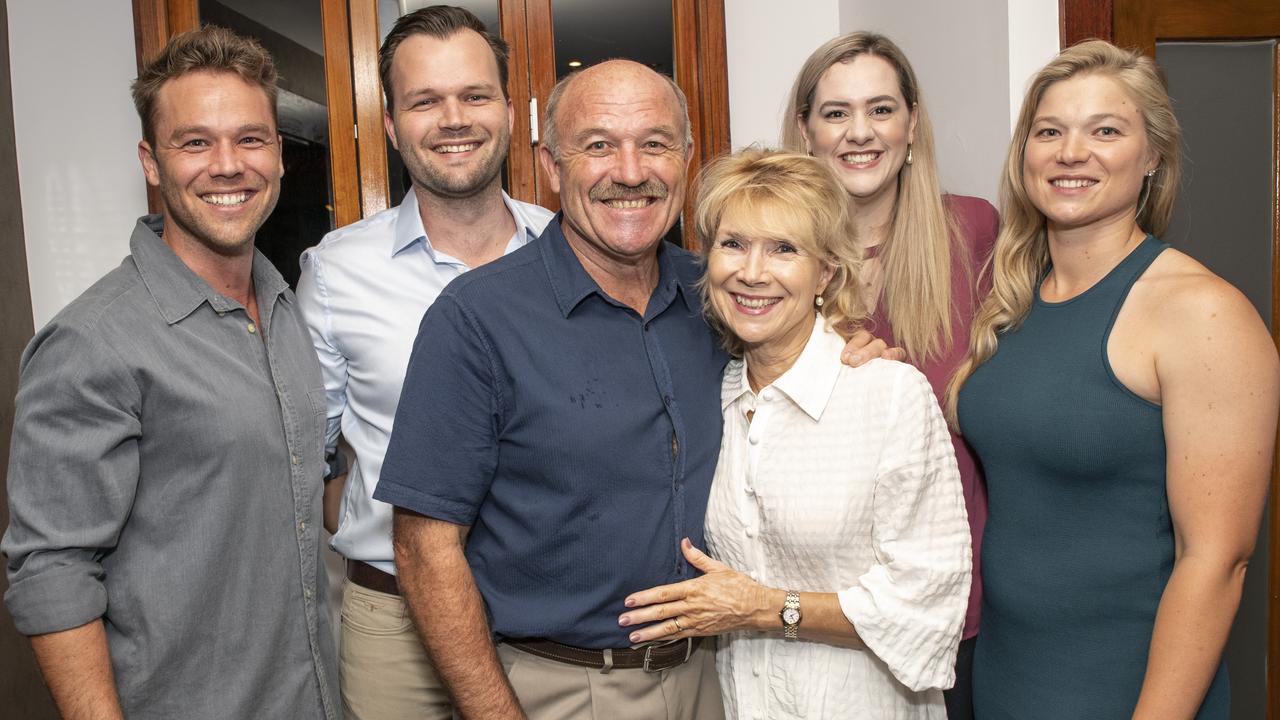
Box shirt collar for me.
[392,189,541,259]
[721,315,844,421]
[540,214,696,319]
[131,215,289,325]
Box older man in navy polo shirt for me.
[374,59,726,719]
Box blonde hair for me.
[945,40,1182,426]
[694,148,868,358]
[783,31,962,363]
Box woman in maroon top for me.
[783,32,998,720]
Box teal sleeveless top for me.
[958,236,1228,719]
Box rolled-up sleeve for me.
[373,294,500,525]
[297,247,346,451]
[837,368,972,692]
[3,320,142,636]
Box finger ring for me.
[673,617,684,631]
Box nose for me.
[739,244,769,285]
[208,140,245,178]
[438,97,469,130]
[1058,129,1088,164]
[613,143,646,188]
[844,112,874,145]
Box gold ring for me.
[673,617,684,632]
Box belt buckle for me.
[641,637,693,673]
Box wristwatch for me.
[780,591,802,639]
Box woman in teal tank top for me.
[946,41,1279,719]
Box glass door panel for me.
[197,0,337,288]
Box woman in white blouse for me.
[619,149,971,719]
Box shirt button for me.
[663,395,672,407]
[304,588,313,600]
[752,665,761,677]
[744,485,754,495]
[760,390,772,402]
[247,322,257,334]
[291,454,300,465]
[748,434,759,445]
[745,528,756,538]
[298,521,307,532]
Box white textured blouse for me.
[705,318,971,720]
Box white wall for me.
[724,0,839,150]
[9,0,149,329]
[725,0,1059,204]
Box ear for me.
[907,103,919,145]
[538,144,562,194]
[138,140,161,188]
[277,134,286,179]
[817,261,836,296]
[383,109,399,151]
[506,97,515,135]
[796,115,813,154]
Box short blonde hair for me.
[694,148,867,357]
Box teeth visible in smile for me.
[203,192,249,206]
[605,199,650,209]
[734,295,779,309]
[436,143,479,153]
[1052,178,1096,189]
[840,152,879,164]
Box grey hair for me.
[541,63,693,159]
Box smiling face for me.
[139,70,283,258]
[539,61,691,265]
[706,200,835,361]
[800,55,917,211]
[384,30,513,199]
[1022,72,1157,234]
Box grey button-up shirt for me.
[3,216,338,719]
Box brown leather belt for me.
[504,637,699,673]
[345,560,399,596]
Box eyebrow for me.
[572,126,678,144]
[168,123,273,138]
[1033,112,1134,125]
[818,95,900,109]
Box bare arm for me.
[29,621,123,720]
[392,509,525,720]
[1131,279,1279,719]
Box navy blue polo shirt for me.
[375,216,727,649]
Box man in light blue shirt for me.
[294,7,551,719]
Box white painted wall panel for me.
[9,0,148,329]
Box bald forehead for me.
[557,61,682,132]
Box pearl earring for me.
[815,296,825,308]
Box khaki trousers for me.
[339,579,453,720]
[497,640,725,720]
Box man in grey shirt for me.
[2,27,337,720]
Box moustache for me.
[589,180,669,202]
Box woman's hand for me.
[619,538,780,644]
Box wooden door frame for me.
[131,0,364,228]
[1062,2,1280,717]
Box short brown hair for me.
[379,5,510,107]
[131,25,278,146]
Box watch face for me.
[782,607,801,625]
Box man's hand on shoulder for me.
[841,328,906,367]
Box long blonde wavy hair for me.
[693,148,869,358]
[782,32,961,363]
[944,40,1183,426]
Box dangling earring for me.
[1136,168,1157,218]
[905,144,913,166]
[814,296,825,308]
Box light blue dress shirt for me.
[296,190,552,573]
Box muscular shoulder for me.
[1136,248,1275,372]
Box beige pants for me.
[339,579,453,720]
[497,640,725,720]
